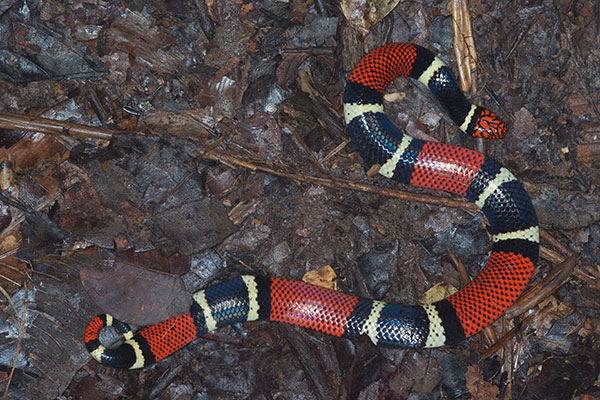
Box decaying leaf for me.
[81,259,192,326]
[419,282,458,304]
[303,264,337,290]
[340,0,401,33]
[466,364,500,400]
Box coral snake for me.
[84,43,539,369]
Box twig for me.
[0,111,135,140]
[504,255,578,320]
[479,312,537,363]
[540,228,573,257]
[203,148,475,211]
[320,138,351,164]
[452,0,477,94]
[289,128,328,176]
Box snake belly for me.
[84,43,539,369]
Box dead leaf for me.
[81,259,192,326]
[340,0,401,34]
[465,364,500,400]
[303,265,337,290]
[419,282,458,304]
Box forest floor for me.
[0,0,599,399]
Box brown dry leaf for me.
[1,234,19,252]
[240,2,254,16]
[0,133,68,170]
[303,265,337,290]
[70,374,125,399]
[296,67,319,98]
[80,258,192,326]
[55,161,124,247]
[340,0,401,34]
[419,282,458,304]
[465,364,500,400]
[383,92,406,102]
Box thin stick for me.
[0,111,134,140]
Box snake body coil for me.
[85,43,539,369]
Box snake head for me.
[471,108,507,140]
